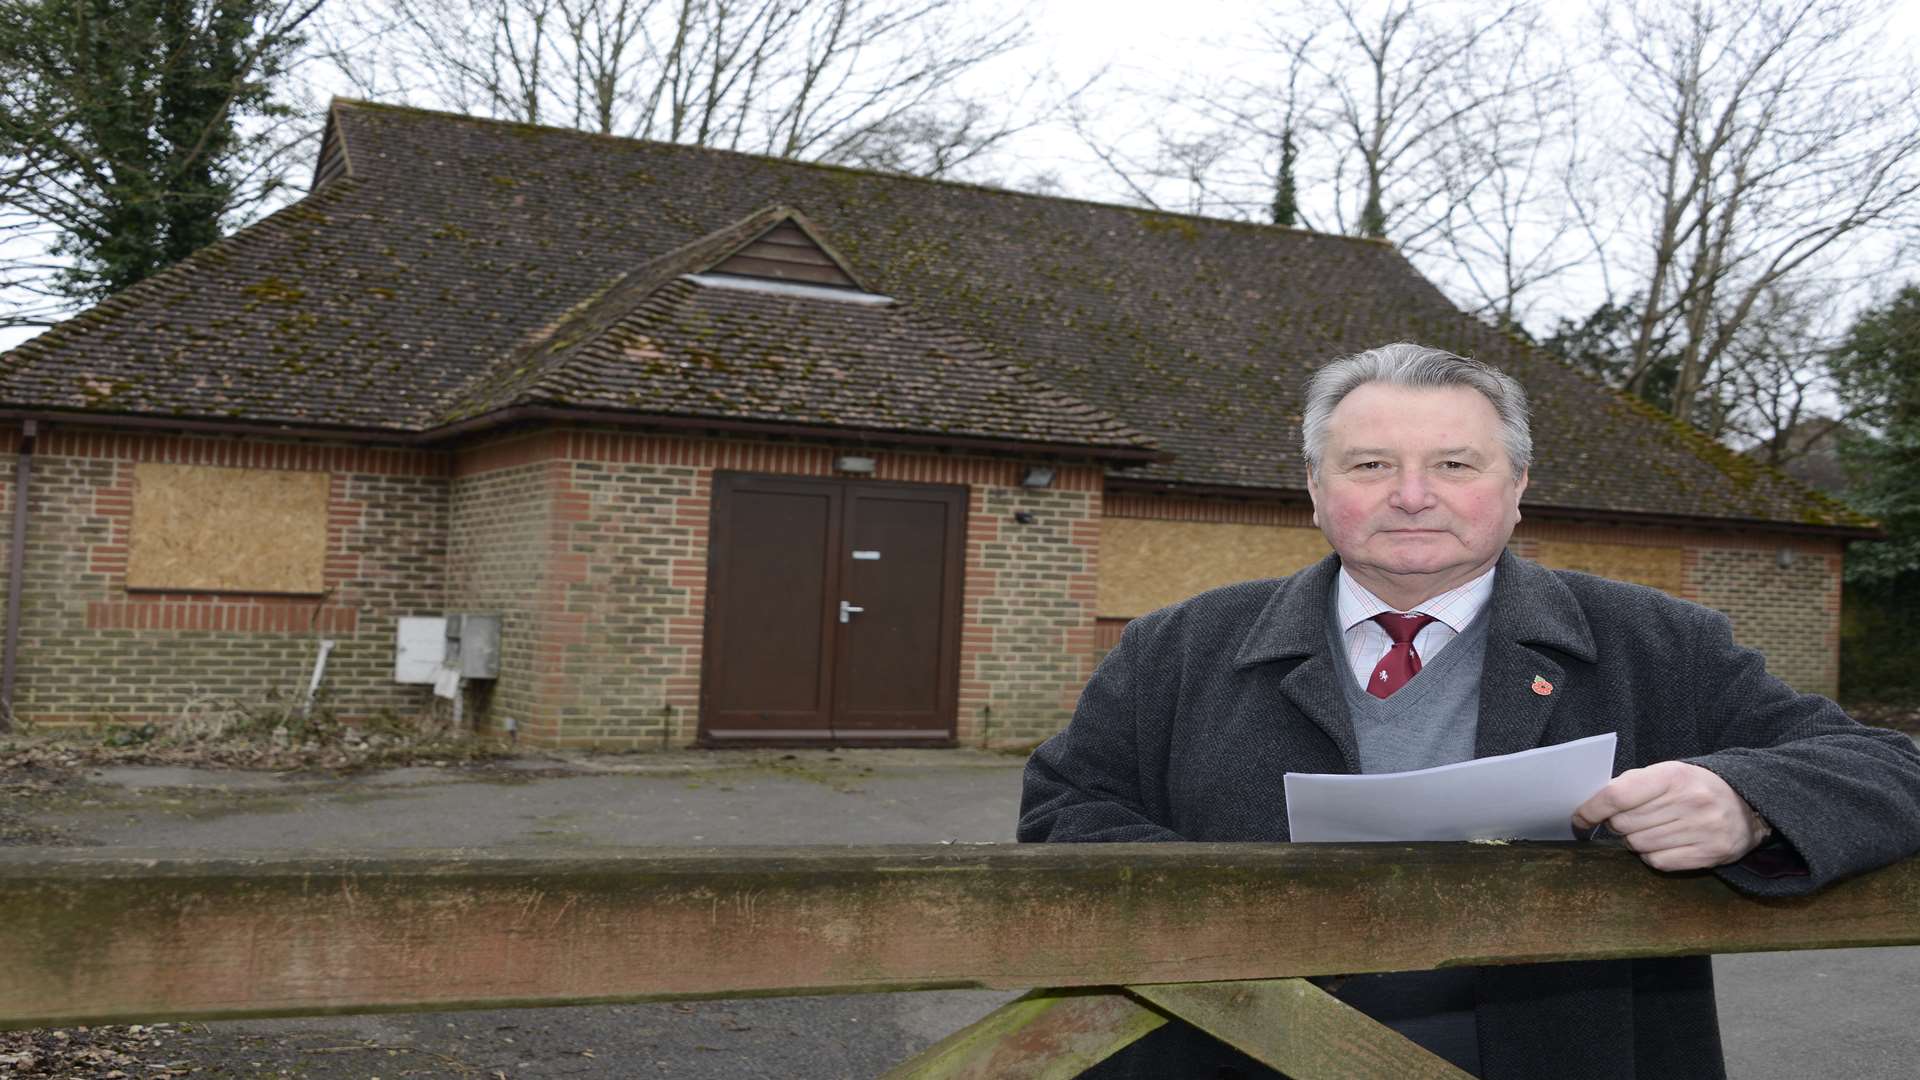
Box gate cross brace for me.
[882,977,1473,1080]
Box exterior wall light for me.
[835,455,877,475]
[1776,547,1796,569]
[1021,466,1055,489]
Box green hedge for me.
[1842,579,1920,705]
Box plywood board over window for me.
[128,464,330,593]
[1534,540,1684,596]
[1101,519,1330,618]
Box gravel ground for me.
[0,741,1026,1078]
[5,721,1919,1079]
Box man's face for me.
[1307,382,1528,609]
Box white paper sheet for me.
[1283,732,1618,842]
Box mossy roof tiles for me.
[0,99,1865,528]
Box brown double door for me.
[698,472,967,744]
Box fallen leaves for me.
[0,1024,191,1077]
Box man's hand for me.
[1572,761,1771,871]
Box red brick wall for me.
[446,434,553,742]
[449,432,708,748]
[1510,519,1845,697]
[0,423,1103,746]
[447,429,1104,748]
[0,423,1850,741]
[0,428,448,727]
[965,480,1104,746]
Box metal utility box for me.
[394,617,448,684]
[445,613,502,679]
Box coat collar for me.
[1231,553,1356,769]
[1482,550,1597,662]
[1232,553,1343,667]
[1231,549,1600,766]
[1476,550,1597,757]
[1232,549,1597,667]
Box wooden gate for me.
[699,472,966,744]
[5,845,1918,1078]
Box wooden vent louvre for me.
[710,221,861,289]
[310,116,350,192]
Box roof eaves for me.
[1536,347,1876,530]
[419,403,1169,462]
[0,407,427,444]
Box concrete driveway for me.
[16,749,1918,1079]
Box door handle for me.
[839,600,864,624]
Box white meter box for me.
[394,616,448,684]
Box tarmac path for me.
[18,750,1919,1079]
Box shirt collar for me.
[1336,564,1498,634]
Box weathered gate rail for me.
[5,845,1919,1078]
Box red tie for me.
[1368,612,1437,699]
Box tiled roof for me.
[443,225,1147,449]
[0,99,1866,528]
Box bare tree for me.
[1596,0,1920,424]
[0,196,74,333]
[1274,0,1552,247]
[313,0,1038,176]
[1425,31,1591,332]
[1716,284,1849,463]
[1068,1,1587,328]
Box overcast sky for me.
[5,0,1916,354]
[999,0,1920,339]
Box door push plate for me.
[839,600,865,623]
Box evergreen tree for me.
[1270,127,1298,227]
[1830,285,1920,702]
[0,0,316,303]
[1833,284,1920,585]
[1540,296,1703,423]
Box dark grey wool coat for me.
[1019,552,1920,1080]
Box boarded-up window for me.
[1534,540,1684,595]
[128,464,329,593]
[1100,519,1330,618]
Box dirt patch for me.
[0,705,526,853]
[0,708,514,780]
[0,1024,192,1077]
[0,744,94,847]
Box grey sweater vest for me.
[1330,594,1492,774]
[1321,591,1494,1074]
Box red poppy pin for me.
[1530,675,1554,696]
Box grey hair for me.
[1301,342,1532,477]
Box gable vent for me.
[710,221,860,289]
[311,118,350,192]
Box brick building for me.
[0,101,1871,748]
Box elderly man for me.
[1018,343,1920,1079]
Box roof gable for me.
[436,205,1149,453]
[310,105,352,192]
[704,212,867,292]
